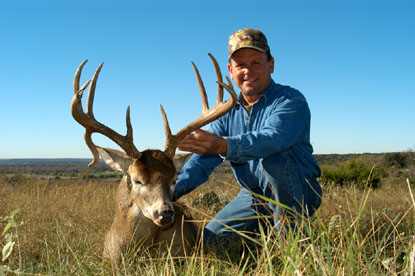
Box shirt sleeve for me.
[174,153,223,200]
[174,117,229,200]
[224,96,310,163]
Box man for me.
[175,28,322,246]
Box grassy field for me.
[1,157,415,275]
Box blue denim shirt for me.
[175,79,321,199]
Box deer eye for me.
[133,180,143,186]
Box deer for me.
[70,54,237,262]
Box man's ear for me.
[227,62,234,80]
[97,147,132,172]
[172,153,193,173]
[269,57,275,74]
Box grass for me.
[0,172,414,275]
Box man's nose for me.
[242,65,254,75]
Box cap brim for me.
[229,46,266,59]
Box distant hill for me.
[0,153,390,175]
[314,153,386,166]
[0,158,92,164]
[0,158,108,175]
[1,152,410,176]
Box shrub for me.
[384,152,410,168]
[321,159,384,189]
[192,191,228,214]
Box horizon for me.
[0,151,408,161]
[1,1,414,158]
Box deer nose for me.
[158,209,174,219]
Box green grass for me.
[0,172,414,275]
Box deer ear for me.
[172,153,193,173]
[97,147,133,172]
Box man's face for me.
[228,48,274,104]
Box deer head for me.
[71,54,237,227]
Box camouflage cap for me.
[228,28,270,59]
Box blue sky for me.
[1,0,414,158]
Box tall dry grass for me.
[0,173,414,275]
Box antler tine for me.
[159,104,171,137]
[163,54,238,159]
[125,106,134,144]
[191,61,209,112]
[84,129,99,167]
[74,59,88,95]
[73,60,97,166]
[159,104,177,158]
[80,62,104,166]
[71,60,142,166]
[86,62,104,118]
[217,75,235,97]
[207,53,224,105]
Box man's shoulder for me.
[269,81,305,100]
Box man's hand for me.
[177,129,228,156]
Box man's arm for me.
[174,116,229,200]
[174,153,223,200]
[178,96,310,163]
[177,129,227,156]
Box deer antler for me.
[161,53,237,159]
[71,60,141,167]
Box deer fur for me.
[98,147,195,262]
